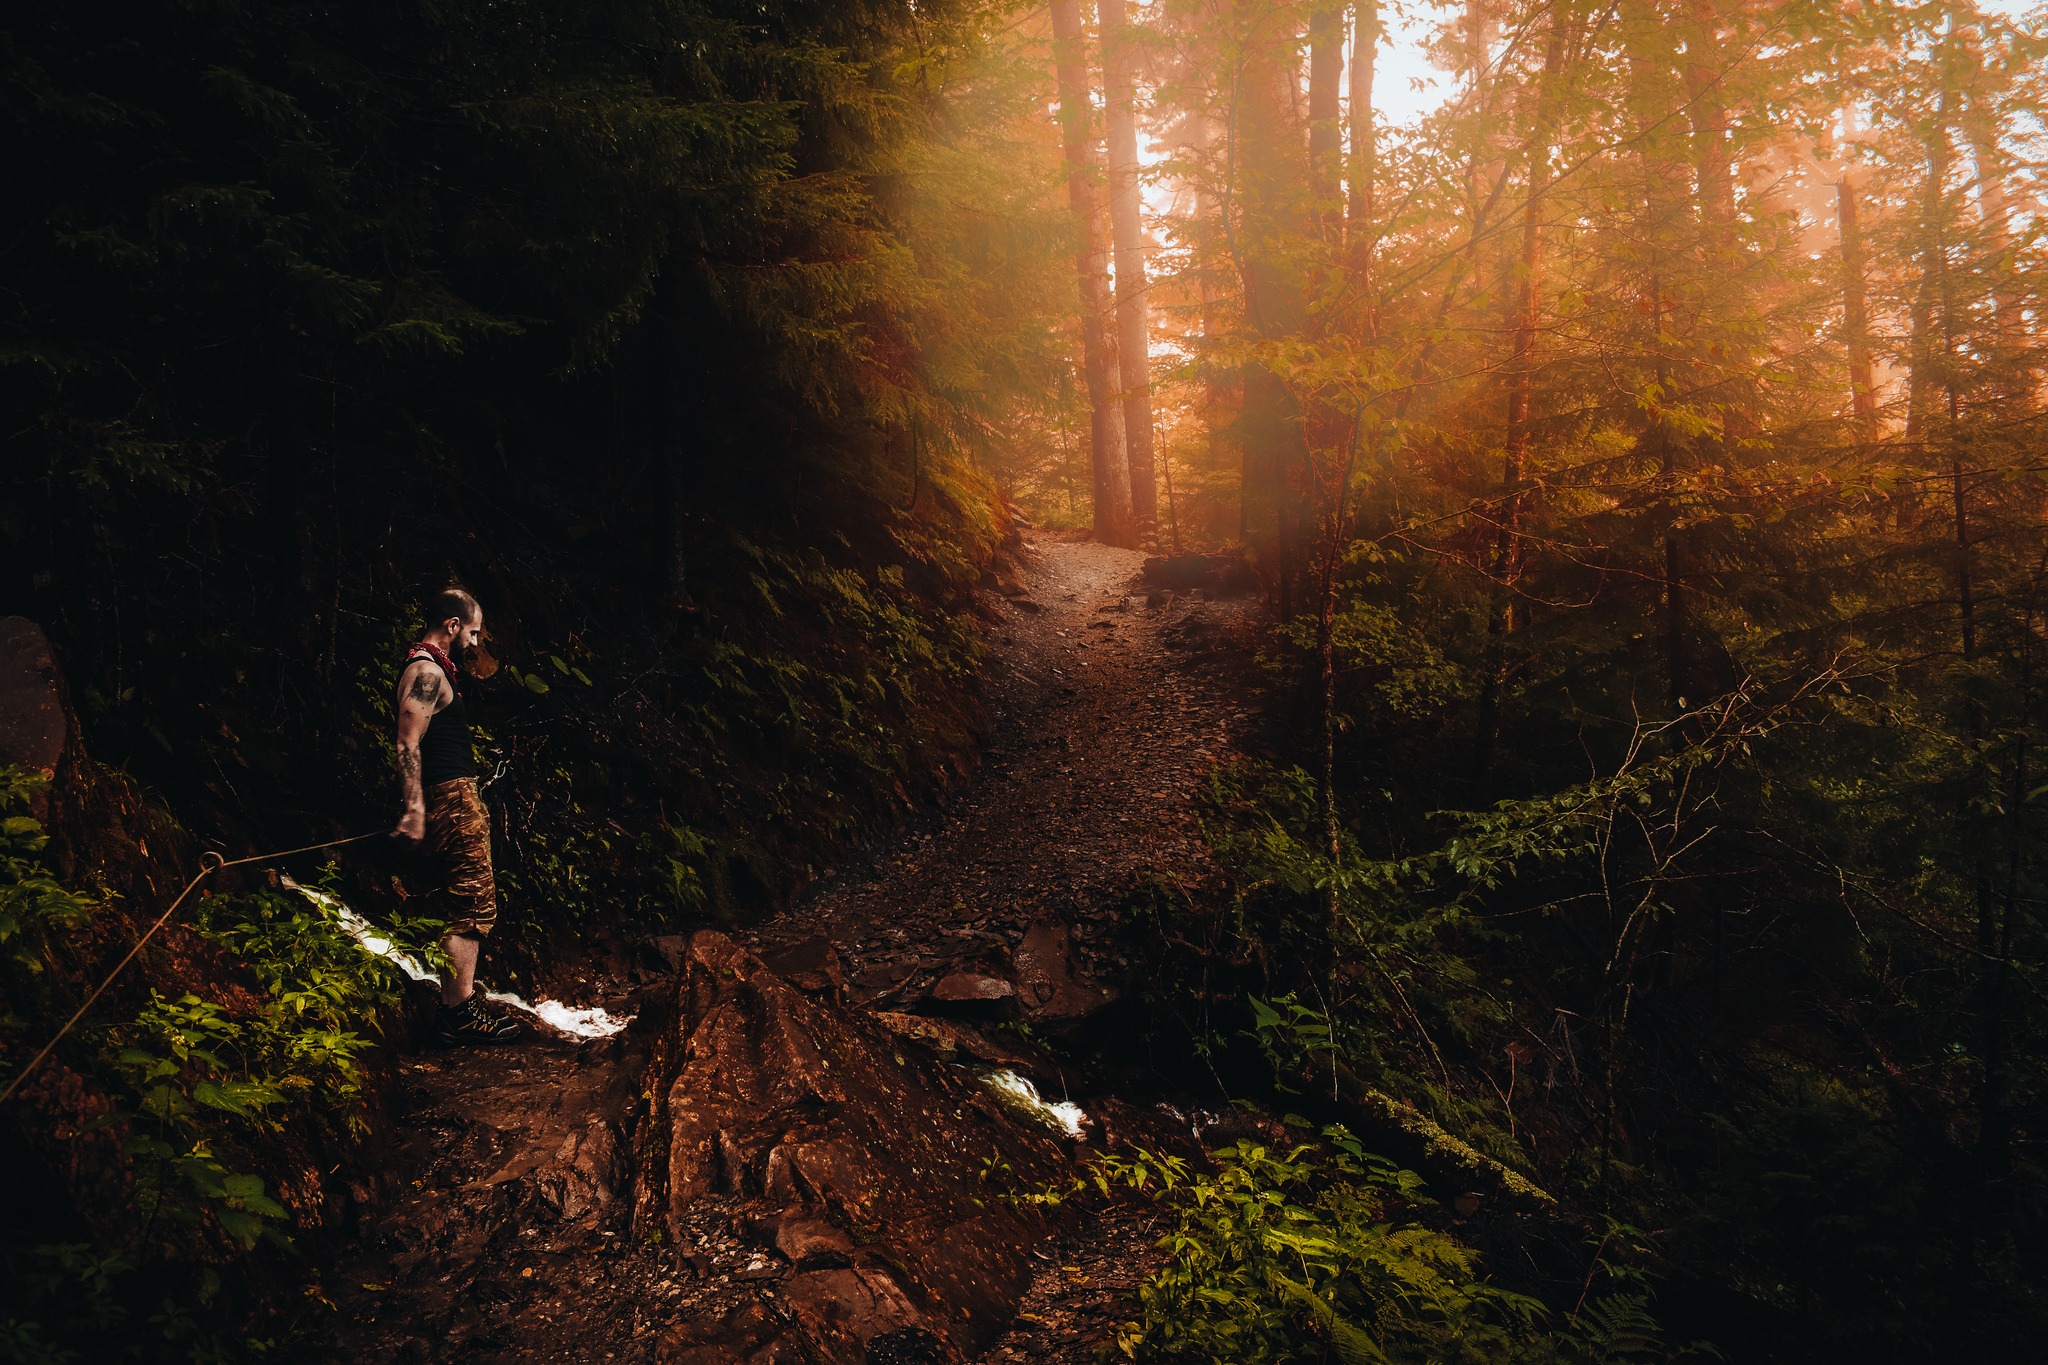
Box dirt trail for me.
[321,536,1257,1363]
[750,536,1250,1011]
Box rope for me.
[0,830,384,1108]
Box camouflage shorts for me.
[422,778,497,937]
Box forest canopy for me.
[1078,0,2048,1359]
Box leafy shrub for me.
[2,772,440,1352]
[115,886,442,1247]
[1048,1131,1676,1364]
[0,1242,234,1365]
[0,770,94,981]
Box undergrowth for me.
[2,768,441,1360]
[1027,1126,1684,1364]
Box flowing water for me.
[282,877,632,1039]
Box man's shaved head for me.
[425,586,481,629]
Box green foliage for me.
[1273,585,1471,725]
[1147,17,2048,1352]
[0,1244,241,1365]
[1216,618,2048,1354]
[198,888,436,1046]
[114,884,437,1249]
[1064,1133,1674,1364]
[655,824,713,914]
[116,990,298,1246]
[1248,992,1340,1083]
[0,771,95,979]
[0,786,434,1353]
[1200,761,1503,1126]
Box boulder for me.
[639,932,1068,1363]
[530,1116,627,1222]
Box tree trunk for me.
[1308,1,1343,229]
[1461,0,1511,312]
[1683,0,1734,240]
[1906,74,1955,442]
[1050,0,1135,547]
[1317,409,1362,934]
[1232,0,1313,611]
[1185,94,1239,548]
[1960,102,2011,262]
[1622,0,1689,704]
[1099,0,1157,537]
[1923,24,1993,1297]
[1959,104,2020,364]
[1836,175,1878,436]
[1955,14,2019,349]
[1347,1,1378,230]
[1473,16,1568,780]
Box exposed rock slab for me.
[871,1011,1037,1070]
[1012,920,1113,1020]
[639,931,1067,1363]
[758,934,849,998]
[928,967,1016,1006]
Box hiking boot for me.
[437,995,521,1045]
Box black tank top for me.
[413,663,479,786]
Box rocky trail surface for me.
[319,536,1262,1363]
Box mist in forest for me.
[4,1,2047,1361]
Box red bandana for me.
[406,639,462,697]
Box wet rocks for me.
[660,1300,806,1365]
[911,921,1113,1028]
[1011,921,1112,1020]
[321,539,1253,1364]
[759,935,849,998]
[530,1115,628,1221]
[771,1212,857,1267]
[319,1035,655,1360]
[927,967,1017,1008]
[640,931,1068,1363]
[870,1012,1036,1070]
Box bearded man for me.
[394,586,520,1044]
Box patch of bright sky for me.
[1137,0,2044,307]
[1362,0,2043,127]
[1371,0,1456,126]
[1136,1,1457,229]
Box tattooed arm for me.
[393,659,447,841]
